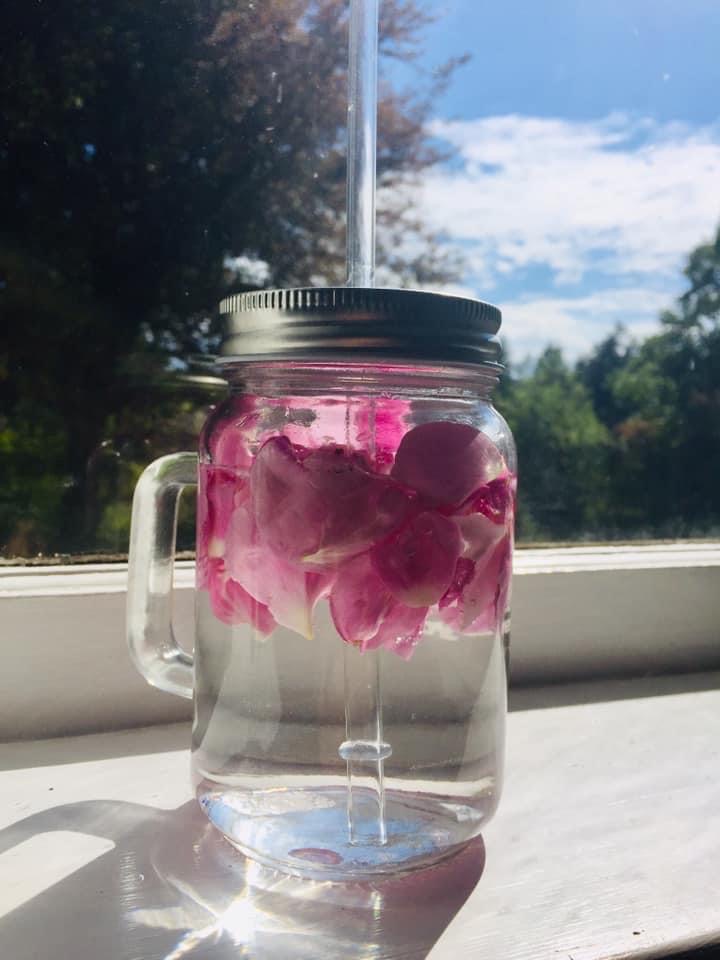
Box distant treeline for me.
[498,225,720,541]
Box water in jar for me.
[191,404,514,879]
[192,595,507,880]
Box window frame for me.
[2,543,719,741]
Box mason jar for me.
[127,287,516,881]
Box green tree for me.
[603,337,681,533]
[504,224,720,541]
[500,347,610,540]
[0,0,463,555]
[576,327,632,430]
[606,226,720,534]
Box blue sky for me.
[383,0,720,361]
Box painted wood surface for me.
[1,675,719,959]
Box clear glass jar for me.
[127,290,516,881]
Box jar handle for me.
[127,453,197,700]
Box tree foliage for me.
[499,347,610,540]
[500,224,720,541]
[0,0,461,554]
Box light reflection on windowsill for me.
[0,797,485,959]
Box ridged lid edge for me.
[218,287,503,367]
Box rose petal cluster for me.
[197,420,514,658]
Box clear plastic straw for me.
[341,0,389,847]
[346,0,379,288]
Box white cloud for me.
[224,254,271,286]
[418,112,720,357]
[423,113,720,286]
[500,287,672,362]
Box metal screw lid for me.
[218,287,502,367]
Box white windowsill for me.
[3,541,720,596]
[1,673,719,960]
[1,543,719,741]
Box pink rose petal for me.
[391,421,506,508]
[206,558,276,634]
[441,532,512,633]
[363,603,427,660]
[371,511,462,607]
[457,474,515,525]
[198,464,239,543]
[197,464,245,588]
[249,436,319,558]
[250,437,412,565]
[213,428,254,473]
[439,556,476,609]
[437,510,513,633]
[439,597,496,635]
[329,554,394,647]
[199,416,514,655]
[203,395,258,471]
[300,446,413,561]
[225,500,333,639]
[329,553,428,656]
[456,512,507,561]
[465,534,512,634]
